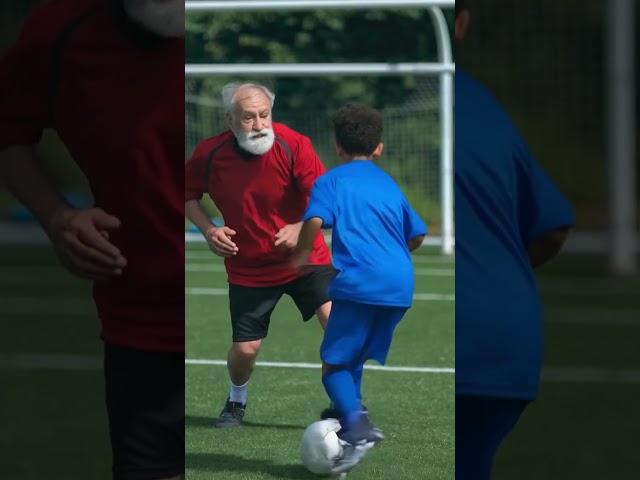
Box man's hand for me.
[205,225,238,257]
[274,222,303,250]
[48,207,127,281]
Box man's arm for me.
[527,227,570,268]
[185,199,215,237]
[185,199,238,257]
[0,145,71,232]
[0,145,126,279]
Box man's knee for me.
[230,340,262,359]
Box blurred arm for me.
[527,227,570,268]
[408,234,426,252]
[0,144,72,234]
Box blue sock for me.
[322,369,361,423]
[351,363,364,405]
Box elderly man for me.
[0,1,184,479]
[185,81,343,428]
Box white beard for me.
[236,128,276,155]
[122,0,185,38]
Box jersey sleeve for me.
[184,143,208,201]
[292,134,327,196]
[515,141,575,242]
[403,198,428,241]
[0,4,55,148]
[301,174,335,228]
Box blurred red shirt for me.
[0,0,184,352]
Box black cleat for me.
[320,403,368,421]
[214,398,246,428]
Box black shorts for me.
[229,265,335,342]
[104,343,184,480]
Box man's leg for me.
[215,283,282,428]
[104,342,184,480]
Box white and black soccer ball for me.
[301,419,344,475]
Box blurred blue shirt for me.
[302,160,427,307]
[456,67,575,399]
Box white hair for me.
[221,82,276,114]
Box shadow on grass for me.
[186,415,306,431]
[185,452,318,479]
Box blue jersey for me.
[302,160,427,308]
[456,67,575,399]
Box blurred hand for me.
[291,248,312,270]
[274,223,302,250]
[205,225,238,257]
[48,207,127,280]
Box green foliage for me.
[186,9,454,110]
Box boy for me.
[294,103,427,474]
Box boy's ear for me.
[372,143,384,158]
[336,144,344,156]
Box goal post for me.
[185,0,455,255]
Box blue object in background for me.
[7,188,93,222]
[187,217,223,232]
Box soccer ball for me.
[301,419,344,475]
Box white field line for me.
[186,358,454,373]
[185,263,454,277]
[3,353,639,385]
[184,287,455,301]
[185,250,454,264]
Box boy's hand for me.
[274,222,302,249]
[291,248,312,269]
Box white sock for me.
[229,380,248,405]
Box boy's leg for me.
[320,301,382,437]
[216,283,283,428]
[455,395,530,480]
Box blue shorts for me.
[320,300,407,366]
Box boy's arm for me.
[527,227,570,268]
[408,234,426,252]
[403,199,428,253]
[292,217,323,267]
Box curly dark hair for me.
[456,0,465,17]
[332,103,383,157]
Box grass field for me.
[494,255,640,480]
[3,238,640,480]
[185,242,455,479]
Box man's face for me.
[122,0,185,38]
[227,87,275,155]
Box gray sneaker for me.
[330,412,384,474]
[214,398,246,428]
[331,440,376,475]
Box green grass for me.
[185,242,455,479]
[0,245,110,480]
[494,254,640,480]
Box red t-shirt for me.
[185,123,332,287]
[0,0,184,352]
